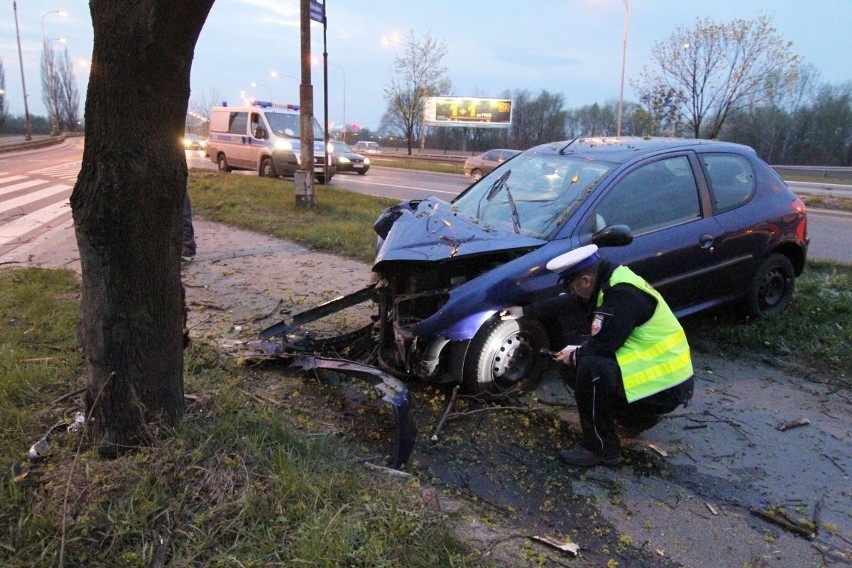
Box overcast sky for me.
[2,0,851,131]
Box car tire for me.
[260,157,277,178]
[217,153,231,173]
[462,315,548,398]
[471,169,483,182]
[747,253,795,319]
[357,170,367,176]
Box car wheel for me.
[357,170,367,176]
[747,253,795,319]
[217,153,231,173]
[260,157,277,178]
[471,169,483,182]
[462,316,548,398]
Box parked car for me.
[463,148,521,181]
[330,140,370,175]
[182,133,208,155]
[363,137,808,396]
[355,141,381,154]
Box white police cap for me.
[546,244,600,279]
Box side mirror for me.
[254,126,267,139]
[592,224,633,247]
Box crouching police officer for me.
[505,244,694,467]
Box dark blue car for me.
[369,137,808,396]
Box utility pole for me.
[296,0,315,207]
[13,1,33,141]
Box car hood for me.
[373,196,545,267]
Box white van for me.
[207,101,334,183]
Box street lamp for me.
[616,0,629,138]
[327,63,346,143]
[250,81,272,100]
[13,1,32,140]
[42,9,67,42]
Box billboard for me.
[424,97,512,128]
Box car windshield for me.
[331,141,352,153]
[452,152,614,239]
[265,112,325,140]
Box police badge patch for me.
[591,313,605,336]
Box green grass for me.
[370,156,464,175]
[189,172,399,263]
[687,260,851,387]
[0,269,482,567]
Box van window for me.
[265,112,299,138]
[227,112,248,135]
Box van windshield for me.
[264,112,325,140]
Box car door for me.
[577,153,728,314]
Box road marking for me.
[0,174,27,185]
[30,161,82,181]
[0,184,72,217]
[0,178,51,197]
[0,199,71,245]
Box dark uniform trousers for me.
[573,355,694,455]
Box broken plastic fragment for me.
[531,535,579,555]
[27,438,49,461]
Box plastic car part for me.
[244,344,416,468]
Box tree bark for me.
[71,1,214,456]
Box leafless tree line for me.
[40,41,81,133]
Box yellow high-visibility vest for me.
[596,266,693,403]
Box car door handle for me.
[699,233,715,251]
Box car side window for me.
[228,112,248,135]
[702,154,756,213]
[586,156,701,236]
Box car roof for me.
[529,137,753,163]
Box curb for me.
[0,135,66,154]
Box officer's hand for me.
[500,306,524,320]
[554,344,579,364]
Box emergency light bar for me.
[251,100,300,111]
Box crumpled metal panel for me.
[373,196,544,267]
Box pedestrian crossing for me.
[0,161,80,258]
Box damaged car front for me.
[369,148,619,396]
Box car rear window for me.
[701,154,756,213]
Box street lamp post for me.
[13,1,32,140]
[42,9,67,42]
[328,63,346,143]
[616,0,629,138]
[250,81,272,101]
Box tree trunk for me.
[70,1,214,456]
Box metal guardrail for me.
[772,165,852,180]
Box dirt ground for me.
[9,218,852,567]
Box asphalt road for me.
[1,140,850,265]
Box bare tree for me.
[41,41,62,135]
[70,0,214,457]
[188,87,222,134]
[0,57,7,131]
[383,30,450,154]
[58,47,81,132]
[510,89,567,148]
[636,16,801,139]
